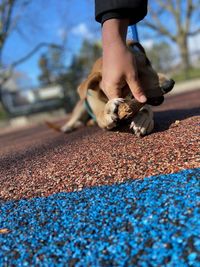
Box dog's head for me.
[127,41,175,105]
[77,41,174,105]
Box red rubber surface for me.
[0,90,199,201]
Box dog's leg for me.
[100,98,124,129]
[61,100,89,133]
[130,104,154,137]
[87,89,123,130]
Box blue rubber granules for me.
[0,168,200,266]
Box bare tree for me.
[142,0,200,72]
[0,0,60,106]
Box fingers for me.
[125,53,146,103]
[100,81,121,100]
[101,45,147,102]
[102,87,120,99]
[101,77,146,103]
[126,76,147,103]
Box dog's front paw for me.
[130,105,154,137]
[103,98,124,130]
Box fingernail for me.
[139,95,147,103]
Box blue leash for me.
[84,98,97,121]
[131,24,139,41]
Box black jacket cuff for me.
[100,8,147,25]
[95,0,148,25]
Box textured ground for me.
[0,90,199,201]
[0,169,199,267]
[0,89,199,266]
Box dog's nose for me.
[161,79,175,94]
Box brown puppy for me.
[47,41,174,136]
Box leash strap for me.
[131,24,139,41]
[84,98,96,121]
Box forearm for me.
[102,18,129,48]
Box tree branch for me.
[155,0,181,30]
[188,28,200,36]
[11,42,62,68]
[0,42,62,88]
[143,3,178,42]
[142,21,177,42]
[0,0,16,61]
[185,0,194,33]
[2,0,15,35]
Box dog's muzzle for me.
[147,79,175,106]
[161,79,175,94]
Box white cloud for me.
[71,23,94,40]
[57,28,67,40]
[141,39,154,50]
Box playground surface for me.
[0,89,199,266]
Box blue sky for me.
[4,0,99,86]
[3,0,200,88]
[3,0,158,88]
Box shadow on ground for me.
[154,107,200,132]
[115,106,199,134]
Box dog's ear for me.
[78,72,102,100]
[127,40,146,55]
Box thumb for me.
[126,76,147,103]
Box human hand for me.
[101,19,147,103]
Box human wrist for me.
[102,18,129,49]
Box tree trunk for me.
[178,36,190,77]
[0,88,11,114]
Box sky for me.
[3,0,200,88]
[4,0,99,87]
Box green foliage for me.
[173,67,200,83]
[0,104,8,121]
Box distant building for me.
[1,83,65,116]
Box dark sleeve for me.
[95,0,148,25]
